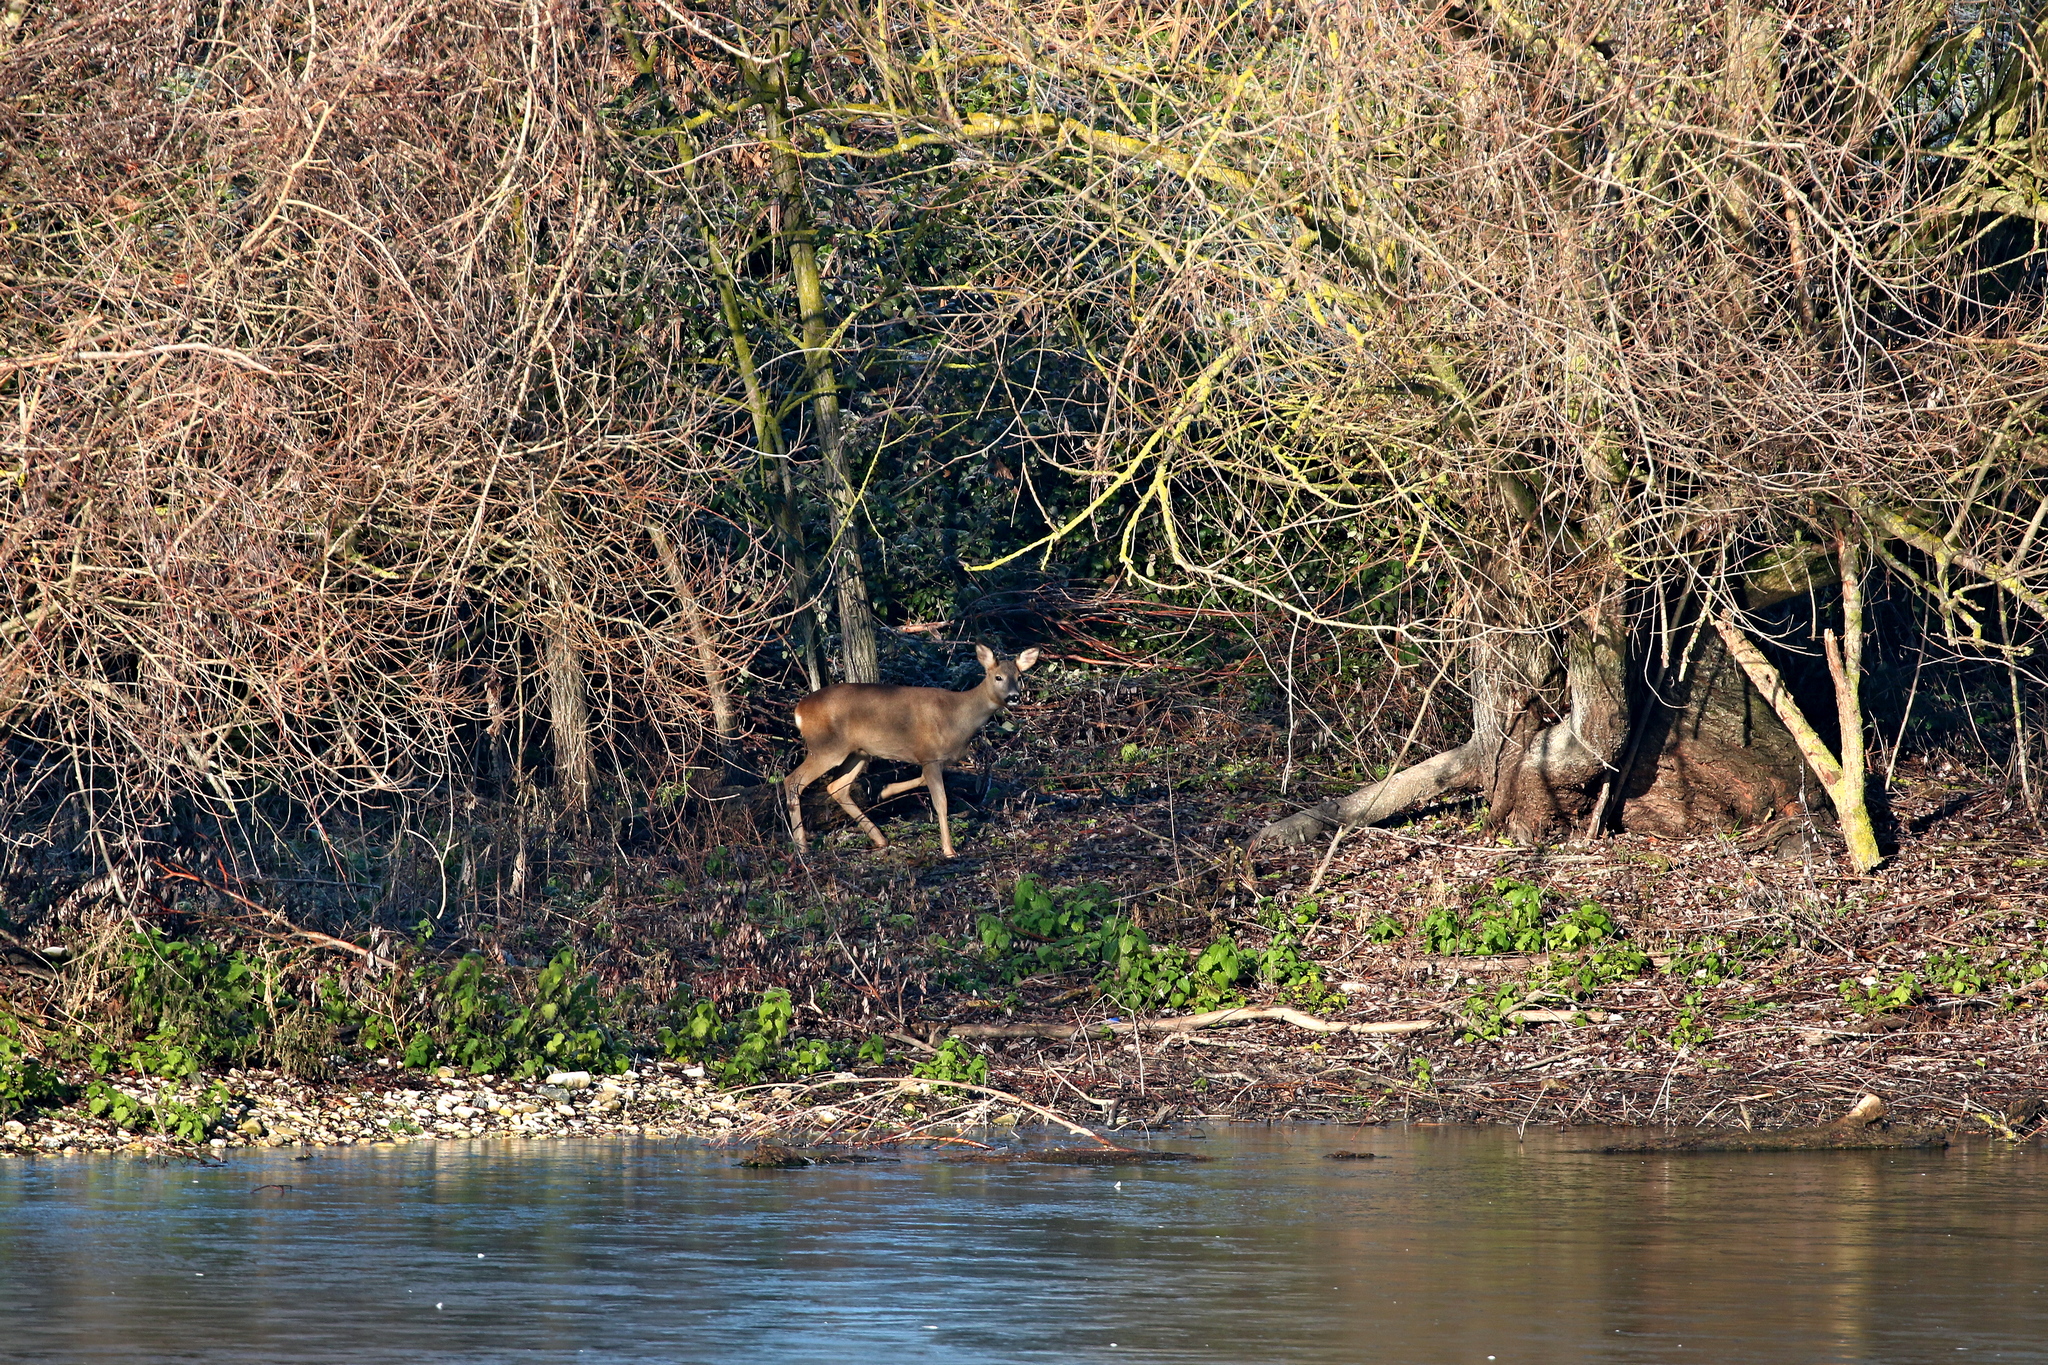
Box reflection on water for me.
[2,1126,2043,1363]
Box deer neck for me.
[940,677,1006,747]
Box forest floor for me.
[4,666,2047,1158]
[683,665,2048,1142]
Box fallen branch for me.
[727,1073,1121,1147]
[1506,1009,1614,1025]
[152,861,381,966]
[942,1005,1441,1042]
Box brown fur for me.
[784,644,1039,857]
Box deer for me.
[783,644,1040,858]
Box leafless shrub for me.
[0,0,780,912]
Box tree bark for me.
[1711,537,1884,871]
[538,496,593,812]
[762,18,880,686]
[703,220,825,693]
[541,619,593,812]
[1256,563,1823,849]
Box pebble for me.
[0,1064,738,1157]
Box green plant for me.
[82,1078,232,1142]
[498,949,630,1077]
[1926,950,1987,996]
[1256,931,1324,1002]
[1472,879,1547,954]
[664,988,830,1084]
[1549,944,1652,997]
[1669,993,1715,1051]
[1543,901,1616,953]
[657,1000,725,1061]
[979,877,1248,1011]
[156,1082,234,1143]
[1098,918,1248,1011]
[84,1080,150,1129]
[1362,914,1405,943]
[912,1037,989,1088]
[407,949,629,1078]
[120,928,268,1072]
[1420,904,1473,955]
[998,874,1109,949]
[1407,1054,1434,1090]
[857,1035,890,1066]
[716,989,794,1084]
[1460,983,1526,1041]
[124,1032,204,1080]
[784,1038,835,1076]
[1840,972,1919,1017]
[110,927,348,1080]
[1667,938,1738,986]
[1423,884,1626,968]
[0,1017,72,1118]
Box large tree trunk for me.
[538,494,593,813]
[1257,579,1632,846]
[1615,619,1815,837]
[1255,573,1819,848]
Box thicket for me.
[4,0,2047,1100]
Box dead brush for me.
[0,0,778,933]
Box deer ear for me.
[1015,648,1041,672]
[975,643,997,670]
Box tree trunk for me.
[538,495,593,812]
[542,621,593,812]
[704,221,825,693]
[1255,567,1821,849]
[1708,537,1884,870]
[762,20,880,686]
[1616,615,1816,837]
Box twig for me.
[151,861,380,965]
[1303,823,1350,896]
[0,343,276,374]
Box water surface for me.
[2,1125,2043,1362]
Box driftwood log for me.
[1592,1094,1949,1154]
[939,1005,1442,1043]
[935,1002,1617,1043]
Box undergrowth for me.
[1408,879,1654,1041]
[973,875,1325,1013]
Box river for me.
[2,1125,2042,1362]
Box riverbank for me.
[4,671,2046,1156]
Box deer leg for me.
[873,774,927,803]
[783,749,845,853]
[924,762,955,857]
[825,758,889,848]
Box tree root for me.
[1253,743,1479,847]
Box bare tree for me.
[808,0,2048,860]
